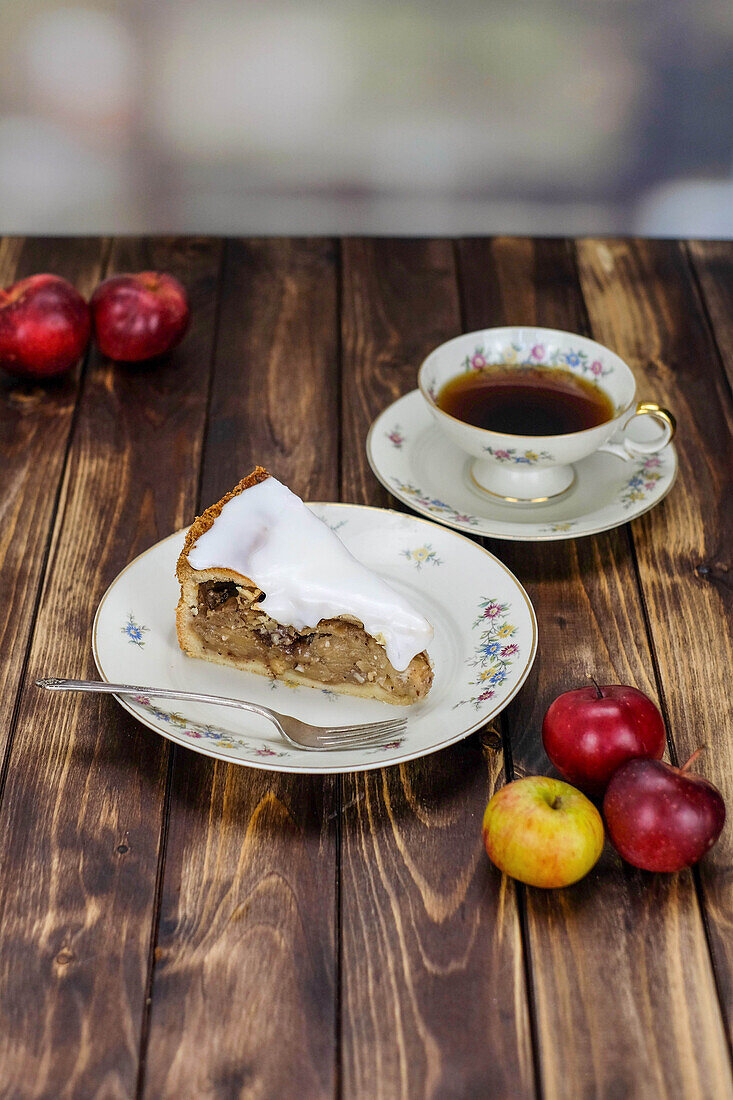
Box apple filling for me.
[190,580,432,703]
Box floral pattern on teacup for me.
[456,342,614,382]
[423,342,615,406]
[483,445,554,465]
[454,597,518,710]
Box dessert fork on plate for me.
[36,678,408,751]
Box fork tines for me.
[317,719,406,747]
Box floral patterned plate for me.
[93,504,537,774]
[368,390,677,541]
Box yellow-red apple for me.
[483,776,604,888]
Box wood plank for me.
[339,238,536,1099]
[576,237,733,1052]
[142,239,340,1099]
[0,236,223,1098]
[0,237,108,762]
[457,236,732,1099]
[686,240,733,392]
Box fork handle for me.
[36,678,282,732]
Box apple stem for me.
[679,747,705,775]
[590,677,604,699]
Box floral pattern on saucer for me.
[455,597,518,710]
[368,389,678,542]
[386,425,406,449]
[390,479,479,526]
[620,456,665,508]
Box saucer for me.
[367,390,678,542]
[93,504,536,773]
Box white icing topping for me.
[186,477,433,671]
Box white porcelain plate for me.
[368,390,678,541]
[93,504,537,773]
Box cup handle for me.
[598,401,676,462]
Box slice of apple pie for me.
[176,467,433,704]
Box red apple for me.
[604,750,725,872]
[90,272,190,362]
[542,683,666,797]
[483,776,604,888]
[0,274,90,379]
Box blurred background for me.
[0,0,731,237]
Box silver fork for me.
[36,678,407,751]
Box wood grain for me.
[0,237,223,1098]
[0,237,108,762]
[576,237,733,1051]
[458,236,733,1099]
[686,240,733,392]
[339,238,535,1099]
[142,239,341,1100]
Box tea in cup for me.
[418,327,675,503]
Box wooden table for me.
[1,236,732,1099]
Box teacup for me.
[418,326,675,503]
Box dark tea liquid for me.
[436,365,615,435]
